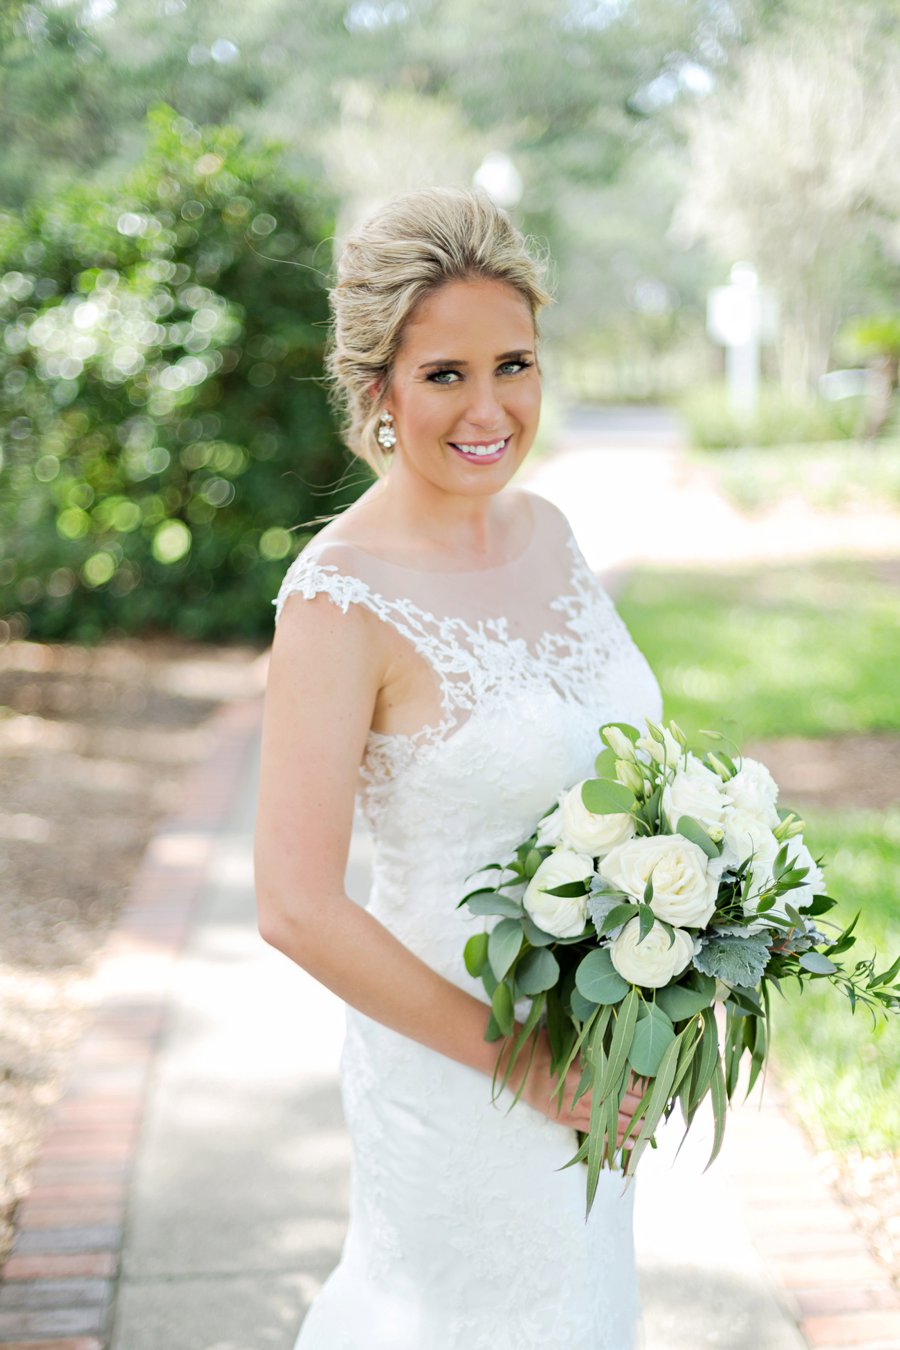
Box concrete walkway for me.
[108,736,814,1350]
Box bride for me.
[254,186,662,1348]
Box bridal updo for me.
[326,186,552,477]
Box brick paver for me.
[0,697,262,1349]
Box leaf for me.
[655,980,714,1022]
[491,980,514,1036]
[799,950,838,975]
[676,815,721,859]
[521,914,555,947]
[598,901,639,935]
[598,988,640,1101]
[484,1011,504,1042]
[580,778,635,815]
[488,918,523,981]
[463,932,489,978]
[524,848,543,878]
[688,1008,720,1117]
[516,946,560,995]
[693,935,772,986]
[805,895,837,916]
[637,902,655,943]
[575,948,630,1005]
[570,985,600,1023]
[594,746,618,778]
[623,1028,683,1177]
[542,880,590,898]
[704,1049,728,1171]
[466,892,524,919]
[628,1003,676,1076]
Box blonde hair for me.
[326,186,553,477]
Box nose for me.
[462,375,504,430]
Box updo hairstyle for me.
[326,186,553,477]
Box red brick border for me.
[728,1075,900,1349]
[0,696,262,1350]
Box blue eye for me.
[427,369,462,384]
[498,359,532,375]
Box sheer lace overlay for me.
[275,492,662,1350]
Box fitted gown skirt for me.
[293,1005,641,1350]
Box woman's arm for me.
[254,589,617,1129]
[255,590,506,1079]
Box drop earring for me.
[376,410,397,450]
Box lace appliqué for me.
[274,535,639,829]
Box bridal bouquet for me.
[459,719,900,1218]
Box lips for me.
[449,436,511,464]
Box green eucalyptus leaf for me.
[594,746,618,778]
[491,980,514,1036]
[655,981,714,1022]
[516,946,560,995]
[575,948,630,1005]
[638,902,655,943]
[581,778,635,815]
[628,1003,676,1076]
[521,914,555,947]
[799,950,838,975]
[466,891,524,919]
[463,932,489,978]
[524,848,543,878]
[488,918,524,982]
[570,985,600,1023]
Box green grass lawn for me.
[618,558,900,740]
[617,558,900,1154]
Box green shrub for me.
[677,382,865,451]
[0,106,362,642]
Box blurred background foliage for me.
[0,0,898,639]
[1,104,357,639]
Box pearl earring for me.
[376,410,397,450]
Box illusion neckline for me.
[319,492,539,576]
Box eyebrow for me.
[417,349,534,370]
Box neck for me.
[369,458,510,560]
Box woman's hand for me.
[508,1027,647,1148]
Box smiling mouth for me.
[449,436,511,462]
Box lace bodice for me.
[279,490,661,1349]
[274,490,662,999]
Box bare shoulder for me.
[517,487,572,536]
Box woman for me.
[254,187,662,1349]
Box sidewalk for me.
[2,714,899,1349]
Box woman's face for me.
[384,276,541,498]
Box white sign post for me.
[707,263,777,418]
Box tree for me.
[675,16,900,397]
[0,107,356,641]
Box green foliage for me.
[677,382,865,450]
[772,807,900,1153]
[0,106,359,641]
[840,313,900,360]
[617,559,900,738]
[693,441,900,515]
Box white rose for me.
[599,834,717,928]
[744,833,824,925]
[662,753,732,833]
[721,810,779,878]
[635,723,683,776]
[609,918,696,989]
[535,804,563,848]
[727,758,780,829]
[524,847,593,938]
[558,780,635,857]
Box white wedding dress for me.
[274,489,663,1350]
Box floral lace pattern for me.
[278,504,662,1350]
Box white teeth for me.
[454,438,507,457]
